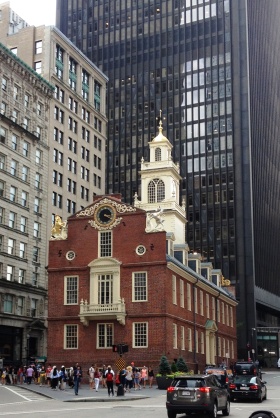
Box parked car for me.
[233,361,262,379]
[229,375,267,402]
[166,374,230,418]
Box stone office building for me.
[0,42,53,365]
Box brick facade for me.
[47,194,237,375]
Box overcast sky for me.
[10,0,56,26]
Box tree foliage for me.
[158,355,171,375]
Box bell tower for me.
[134,115,186,244]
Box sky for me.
[10,0,56,26]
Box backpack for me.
[106,372,113,382]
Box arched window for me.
[148,178,165,203]
[155,147,161,161]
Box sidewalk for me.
[17,383,163,402]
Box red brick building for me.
[47,123,237,373]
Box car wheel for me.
[167,411,176,418]
[222,400,230,416]
[257,392,263,403]
[209,402,218,418]
[263,389,267,400]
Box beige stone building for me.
[0,42,53,365]
[0,1,108,366]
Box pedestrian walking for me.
[73,365,81,395]
[26,365,34,385]
[105,365,115,397]
[148,366,154,388]
[50,366,59,390]
[46,364,52,387]
[94,365,100,391]
[39,365,46,386]
[141,366,148,388]
[101,365,107,388]
[134,368,141,390]
[88,364,95,389]
[125,366,133,392]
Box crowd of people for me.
[0,363,155,397]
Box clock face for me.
[95,205,116,226]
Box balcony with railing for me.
[79,298,126,326]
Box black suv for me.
[166,374,230,418]
[233,361,262,379]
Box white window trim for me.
[98,230,113,258]
[230,306,233,327]
[188,328,192,352]
[181,326,185,350]
[132,322,148,348]
[200,289,204,316]
[64,275,79,305]
[172,275,177,305]
[64,324,78,349]
[173,323,178,349]
[97,323,114,349]
[89,258,121,305]
[206,294,210,318]
[180,279,184,308]
[132,271,148,302]
[187,283,192,311]
[201,331,205,354]
[194,287,198,313]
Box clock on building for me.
[94,204,116,227]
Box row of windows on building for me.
[1,209,41,235]
[53,145,101,170]
[79,4,218,37]
[1,292,40,317]
[0,263,40,286]
[0,129,41,159]
[12,40,102,111]
[1,76,44,114]
[0,157,43,186]
[55,44,102,110]
[52,179,100,211]
[1,85,44,138]
[52,182,90,202]
[1,237,41,263]
[0,209,41,235]
[54,104,102,133]
[64,273,234,327]
[54,129,102,151]
[0,179,42,206]
[54,84,102,122]
[64,322,234,358]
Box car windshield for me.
[174,379,204,388]
[233,376,256,384]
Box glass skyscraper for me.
[56,0,280,359]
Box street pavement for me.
[12,382,163,402]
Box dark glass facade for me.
[56,0,280,358]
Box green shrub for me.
[176,357,188,373]
[158,355,171,376]
[171,361,178,373]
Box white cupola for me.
[134,116,186,245]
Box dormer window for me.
[148,178,165,203]
[155,147,161,161]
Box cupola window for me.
[148,178,165,203]
[155,147,161,161]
